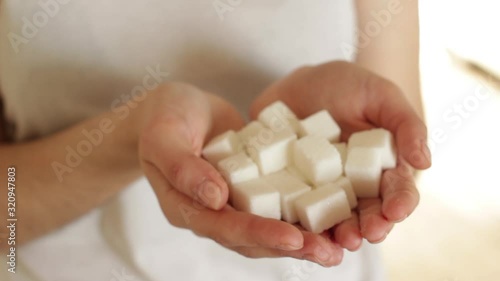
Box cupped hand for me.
[136,82,343,266]
[250,61,432,251]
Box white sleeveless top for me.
[0,1,385,280]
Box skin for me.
[250,62,431,256]
[0,0,429,268]
[350,0,425,249]
[355,0,422,117]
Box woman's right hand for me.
[136,82,344,267]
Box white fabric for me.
[0,0,386,280]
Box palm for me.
[250,61,431,250]
[139,83,344,267]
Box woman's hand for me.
[250,61,432,251]
[137,82,344,267]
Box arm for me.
[0,101,143,250]
[1,84,338,267]
[354,0,423,118]
[0,83,230,249]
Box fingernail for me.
[393,213,408,223]
[197,181,222,209]
[409,139,432,167]
[373,232,389,244]
[422,142,432,165]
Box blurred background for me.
[381,1,500,280]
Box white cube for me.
[330,177,358,209]
[348,128,397,169]
[246,129,297,175]
[294,184,352,233]
[293,136,343,186]
[237,121,266,145]
[258,101,300,133]
[332,142,347,167]
[264,170,312,223]
[345,147,382,198]
[202,130,242,165]
[286,165,311,185]
[298,110,341,142]
[217,152,259,185]
[231,178,281,220]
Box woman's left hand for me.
[250,61,432,251]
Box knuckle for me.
[165,215,182,228]
[245,216,260,232]
[237,248,258,258]
[241,216,262,244]
[168,160,188,188]
[163,212,183,229]
[210,232,231,247]
[169,155,204,196]
[190,227,205,238]
[201,215,232,247]
[395,188,418,201]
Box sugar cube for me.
[217,152,259,185]
[231,178,281,220]
[258,101,300,133]
[328,177,358,209]
[293,136,343,186]
[286,165,311,185]
[204,103,401,232]
[246,128,297,175]
[294,184,351,233]
[202,130,242,165]
[298,110,341,142]
[237,121,266,145]
[344,147,382,198]
[348,128,397,169]
[332,142,347,167]
[264,170,312,223]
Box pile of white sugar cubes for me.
[202,101,397,234]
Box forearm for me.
[0,105,143,250]
[354,0,423,118]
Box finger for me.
[380,158,420,222]
[232,231,344,267]
[332,211,363,251]
[140,113,228,210]
[357,198,394,243]
[140,90,244,210]
[146,164,305,250]
[363,77,431,170]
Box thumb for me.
[364,79,432,170]
[139,88,241,210]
